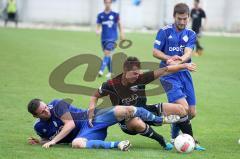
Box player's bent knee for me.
[72,138,87,149]
[126,118,146,132]
[114,105,135,120]
[126,106,135,116]
[114,106,125,116]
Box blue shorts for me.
[75,107,118,140]
[160,71,196,106]
[101,40,116,51]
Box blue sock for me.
[133,107,163,124]
[100,56,110,72]
[107,57,112,72]
[86,140,120,149]
[171,123,180,139]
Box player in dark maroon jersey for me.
[88,56,196,150]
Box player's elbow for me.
[66,120,76,130]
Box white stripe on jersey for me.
[154,40,161,45]
[33,118,42,135]
[162,24,173,30]
[33,118,40,127]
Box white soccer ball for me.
[174,134,195,153]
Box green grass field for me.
[0,27,240,159]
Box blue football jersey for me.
[154,24,196,68]
[97,11,119,41]
[34,99,88,143]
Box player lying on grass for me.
[27,98,179,150]
[89,56,197,150]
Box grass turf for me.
[0,27,240,159]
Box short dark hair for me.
[194,0,200,3]
[27,98,41,115]
[123,56,141,71]
[104,0,112,3]
[173,3,190,16]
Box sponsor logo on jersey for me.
[169,45,185,52]
[168,35,173,39]
[122,94,138,105]
[102,20,114,28]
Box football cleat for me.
[118,140,131,151]
[98,71,104,77]
[163,115,180,124]
[105,73,111,79]
[165,142,174,150]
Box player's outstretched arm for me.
[89,82,110,127]
[153,63,197,79]
[167,48,193,65]
[153,48,171,61]
[88,91,101,127]
[28,137,49,145]
[42,112,75,148]
[179,47,193,63]
[96,24,101,35]
[118,21,125,40]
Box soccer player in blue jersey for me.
[96,0,124,78]
[27,98,170,150]
[153,3,205,151]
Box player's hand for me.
[42,140,56,149]
[96,29,101,36]
[88,107,95,127]
[167,55,182,65]
[28,137,40,145]
[185,63,197,72]
[120,34,125,41]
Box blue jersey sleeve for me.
[52,100,70,119]
[185,32,196,50]
[34,121,49,139]
[97,13,102,24]
[154,29,166,51]
[34,122,44,138]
